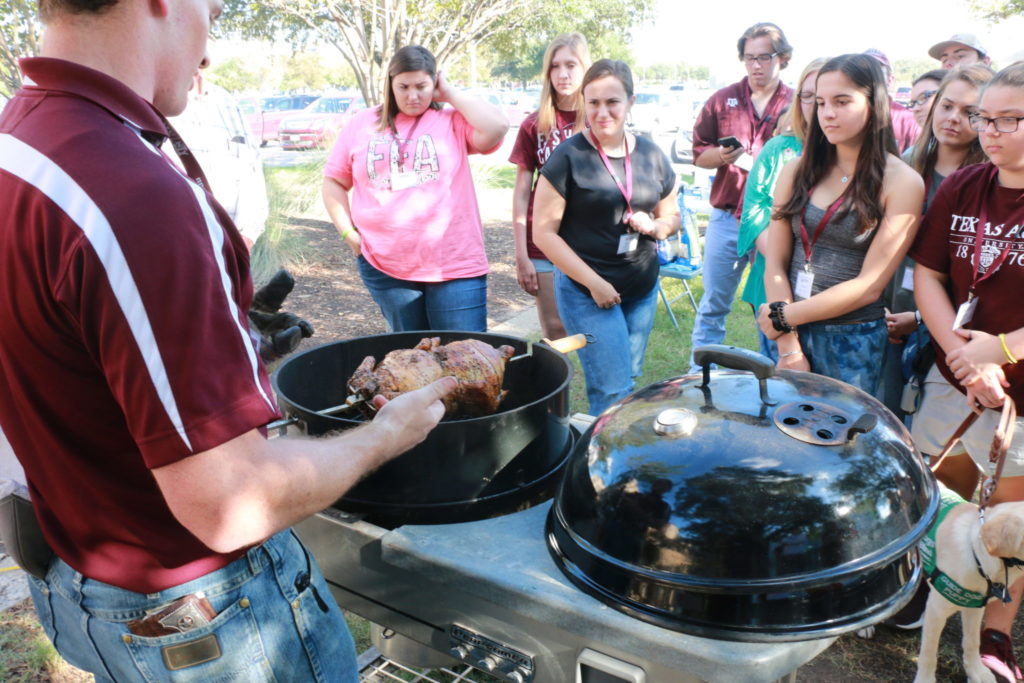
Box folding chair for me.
[657,190,704,329]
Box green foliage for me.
[969,0,1024,21]
[0,0,41,97]
[220,0,651,105]
[636,62,711,83]
[892,57,940,85]
[251,158,326,283]
[484,0,652,86]
[206,56,270,94]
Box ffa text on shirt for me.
[366,133,441,189]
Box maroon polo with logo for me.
[0,58,280,592]
[692,77,794,217]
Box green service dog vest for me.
[918,486,988,608]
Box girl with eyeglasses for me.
[908,69,948,128]
[758,53,924,394]
[738,57,828,360]
[911,62,1024,678]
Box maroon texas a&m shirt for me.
[691,77,793,216]
[0,58,280,593]
[911,162,1024,405]
[508,108,578,259]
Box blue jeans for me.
[554,270,658,415]
[358,255,487,332]
[27,530,357,683]
[798,318,888,395]
[690,208,748,369]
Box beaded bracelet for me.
[340,226,357,240]
[768,301,794,334]
[999,333,1019,365]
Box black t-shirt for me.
[540,133,676,299]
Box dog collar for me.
[974,547,1013,604]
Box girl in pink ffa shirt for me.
[911,62,1024,680]
[322,45,508,332]
[509,33,591,340]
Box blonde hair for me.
[536,33,591,140]
[910,63,995,179]
[791,57,829,143]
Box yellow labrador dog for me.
[914,492,1024,683]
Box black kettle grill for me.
[547,345,940,642]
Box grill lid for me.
[547,345,939,642]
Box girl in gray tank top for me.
[757,53,924,396]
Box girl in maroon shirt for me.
[509,33,591,339]
[912,62,1024,680]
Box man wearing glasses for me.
[929,33,992,71]
[689,22,793,369]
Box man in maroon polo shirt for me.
[688,22,793,369]
[0,1,454,680]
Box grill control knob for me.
[507,671,526,683]
[450,645,469,660]
[478,655,498,671]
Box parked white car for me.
[168,80,269,247]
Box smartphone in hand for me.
[717,136,742,149]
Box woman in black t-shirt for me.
[533,59,679,414]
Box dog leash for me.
[977,398,1017,516]
[929,399,1016,516]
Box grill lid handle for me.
[694,345,777,406]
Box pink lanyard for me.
[391,114,424,172]
[799,188,848,268]
[592,133,633,223]
[969,165,1018,297]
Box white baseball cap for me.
[929,33,989,61]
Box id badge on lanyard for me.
[796,189,847,299]
[954,166,1017,330]
[592,133,636,253]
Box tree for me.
[892,57,939,85]
[484,0,650,88]
[0,0,41,97]
[221,0,651,104]
[969,0,1024,21]
[206,57,270,94]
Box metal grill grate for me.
[358,648,502,683]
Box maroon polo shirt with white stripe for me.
[0,58,280,593]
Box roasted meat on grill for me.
[347,337,515,417]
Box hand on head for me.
[431,70,452,104]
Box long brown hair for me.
[536,33,591,140]
[377,46,443,132]
[909,64,994,181]
[774,53,896,235]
